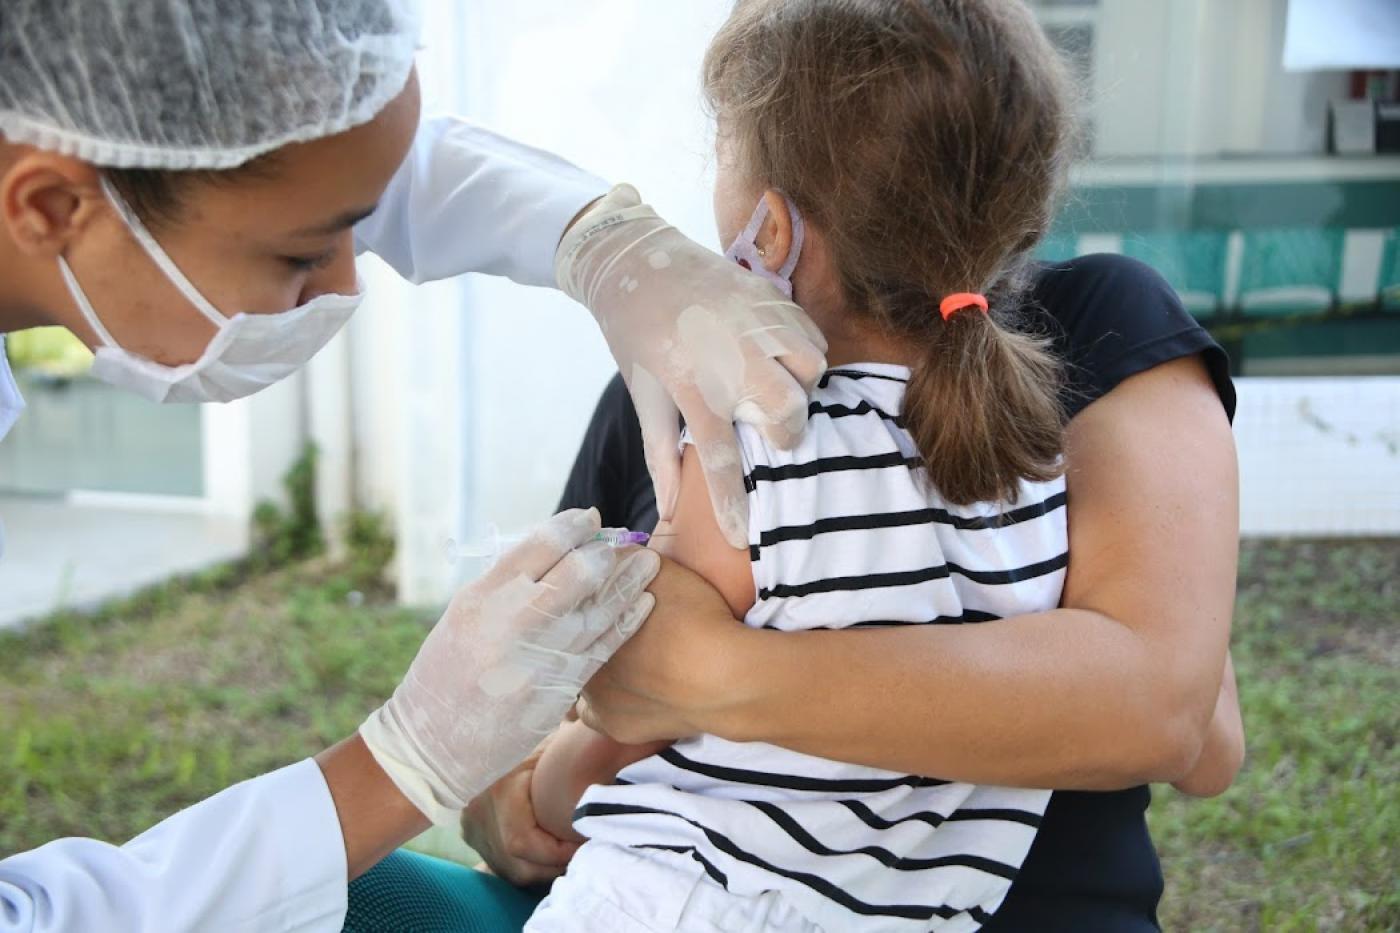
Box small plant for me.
[248,443,397,593]
[250,444,325,569]
[342,508,396,596]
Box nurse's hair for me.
[704,0,1076,505]
[102,156,281,232]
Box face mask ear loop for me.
[99,176,229,329]
[739,196,772,245]
[776,195,805,282]
[56,255,120,349]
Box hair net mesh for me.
[0,0,419,169]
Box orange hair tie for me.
[939,292,989,321]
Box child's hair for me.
[704,0,1075,504]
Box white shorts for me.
[525,841,825,933]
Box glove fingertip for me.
[545,506,604,551]
[652,470,681,520]
[621,591,657,637]
[591,592,654,661]
[717,500,750,549]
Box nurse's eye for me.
[282,249,336,272]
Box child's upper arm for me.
[650,443,756,619]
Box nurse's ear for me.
[0,149,106,259]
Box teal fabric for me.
[343,850,545,933]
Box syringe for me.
[445,526,664,565]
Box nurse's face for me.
[27,71,421,367]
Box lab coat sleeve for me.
[0,759,348,933]
[355,114,610,289]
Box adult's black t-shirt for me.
[557,254,1236,931]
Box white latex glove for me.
[556,184,828,547]
[359,507,659,826]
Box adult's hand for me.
[459,738,578,887]
[359,508,659,827]
[555,184,827,547]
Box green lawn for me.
[1150,539,1399,931]
[1,540,1396,930]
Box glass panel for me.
[1029,0,1400,375]
[1381,229,1400,309]
[0,333,202,497]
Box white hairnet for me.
[0,0,419,170]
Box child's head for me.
[705,0,1074,505]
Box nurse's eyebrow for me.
[292,203,379,237]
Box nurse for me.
[0,2,826,930]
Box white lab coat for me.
[0,114,608,933]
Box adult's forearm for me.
[1171,653,1244,797]
[315,735,430,880]
[711,607,1210,791]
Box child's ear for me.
[756,188,793,275]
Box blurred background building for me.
[2,0,1397,626]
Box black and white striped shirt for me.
[575,364,1069,932]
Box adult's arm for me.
[581,353,1240,790]
[1171,652,1244,797]
[353,114,608,288]
[0,746,395,933]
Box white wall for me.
[444,1,733,584]
[1235,377,1400,537]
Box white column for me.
[371,261,472,606]
[200,368,307,525]
[306,328,354,558]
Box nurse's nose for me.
[298,230,359,302]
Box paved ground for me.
[0,495,245,630]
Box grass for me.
[0,561,425,852]
[1150,539,1399,931]
[2,539,1396,930]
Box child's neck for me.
[815,310,919,370]
[790,260,918,370]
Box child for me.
[528,0,1076,929]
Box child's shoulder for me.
[736,363,916,473]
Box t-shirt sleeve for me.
[1031,254,1236,422]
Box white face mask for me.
[56,178,364,404]
[723,193,805,299]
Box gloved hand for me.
[556,184,828,547]
[359,508,659,826]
